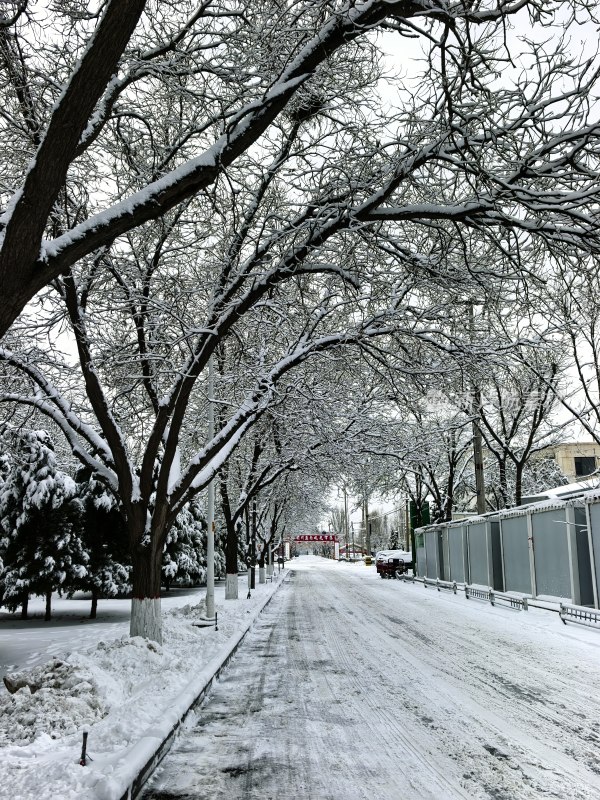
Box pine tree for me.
[76,471,131,618]
[0,431,87,620]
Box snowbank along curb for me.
[110,574,288,800]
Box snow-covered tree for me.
[0,431,87,620]
[533,259,600,449]
[162,501,205,590]
[0,0,558,338]
[2,2,600,643]
[476,355,564,508]
[76,471,131,618]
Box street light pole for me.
[343,485,349,559]
[468,302,486,515]
[363,491,370,557]
[205,355,216,621]
[251,498,257,590]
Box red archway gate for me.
[294,534,339,559]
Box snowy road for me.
[143,556,600,800]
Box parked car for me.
[375,550,412,578]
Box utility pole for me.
[363,491,370,557]
[251,499,257,589]
[205,355,216,621]
[343,485,349,559]
[469,302,486,515]
[246,507,251,598]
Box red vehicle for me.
[376,550,412,578]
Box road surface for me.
[143,557,600,800]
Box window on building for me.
[574,456,596,477]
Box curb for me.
[111,574,289,800]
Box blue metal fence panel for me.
[531,508,571,599]
[575,506,594,606]
[424,529,439,578]
[490,520,504,591]
[448,524,467,583]
[587,501,600,605]
[500,515,531,594]
[468,521,488,586]
[415,531,426,577]
[441,526,451,581]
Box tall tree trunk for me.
[130,544,163,643]
[498,457,509,509]
[515,462,524,508]
[224,519,239,600]
[44,590,52,621]
[258,542,266,584]
[20,591,29,620]
[90,587,98,619]
[444,456,455,522]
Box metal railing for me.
[465,585,528,610]
[559,603,600,627]
[424,576,458,594]
[396,572,600,629]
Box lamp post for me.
[363,492,370,557]
[467,301,486,515]
[251,498,257,589]
[205,355,216,621]
[343,485,349,559]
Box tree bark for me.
[90,587,98,619]
[44,590,52,621]
[20,591,29,620]
[498,457,509,509]
[130,544,163,643]
[0,0,149,336]
[515,462,524,508]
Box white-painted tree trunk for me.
[267,563,274,578]
[130,598,162,644]
[259,566,266,584]
[225,573,239,600]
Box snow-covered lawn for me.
[0,586,211,678]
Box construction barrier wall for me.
[416,497,596,606]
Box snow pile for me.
[0,580,281,800]
[1,657,106,745]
